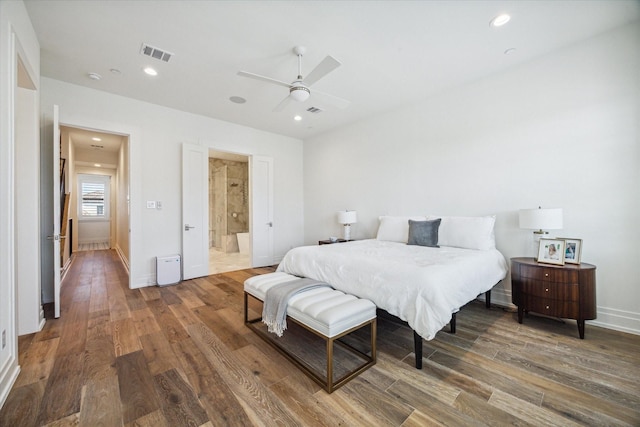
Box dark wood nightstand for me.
[511,257,596,339]
[318,239,348,245]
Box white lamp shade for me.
[337,210,357,225]
[519,208,563,230]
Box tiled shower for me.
[209,158,249,253]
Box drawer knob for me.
[546,305,550,310]
[545,273,549,277]
[545,288,549,292]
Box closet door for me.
[182,143,209,280]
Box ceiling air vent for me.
[140,43,173,62]
[306,107,324,114]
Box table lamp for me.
[337,210,357,241]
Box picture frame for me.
[537,238,566,265]
[559,238,582,264]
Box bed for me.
[276,215,509,368]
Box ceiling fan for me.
[237,46,350,112]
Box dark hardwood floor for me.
[1,249,639,426]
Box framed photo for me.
[537,238,566,265]
[559,238,582,264]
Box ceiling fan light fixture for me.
[490,13,511,27]
[143,67,158,76]
[289,85,310,102]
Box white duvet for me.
[277,239,508,340]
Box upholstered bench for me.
[244,272,376,393]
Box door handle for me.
[184,224,196,231]
[47,235,60,241]
[267,222,273,227]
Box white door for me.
[250,156,274,267]
[51,105,61,318]
[182,143,209,280]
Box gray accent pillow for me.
[407,219,441,247]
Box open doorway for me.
[59,126,130,265]
[208,150,251,273]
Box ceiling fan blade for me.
[302,55,341,87]
[273,95,293,112]
[237,71,292,89]
[311,89,350,109]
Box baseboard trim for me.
[588,306,640,336]
[0,361,20,410]
[477,285,514,309]
[60,256,73,282]
[114,245,130,274]
[477,286,640,337]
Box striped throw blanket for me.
[262,277,333,337]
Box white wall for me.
[15,85,42,335]
[304,22,640,335]
[0,0,40,408]
[40,78,304,287]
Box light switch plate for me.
[146,201,156,209]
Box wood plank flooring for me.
[1,249,639,426]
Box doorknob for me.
[267,222,273,227]
[184,224,196,231]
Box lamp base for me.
[343,224,351,241]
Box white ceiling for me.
[25,1,639,140]
[62,127,123,153]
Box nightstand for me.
[511,257,596,339]
[318,239,348,245]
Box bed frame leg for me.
[413,331,422,369]
[411,288,492,370]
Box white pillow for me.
[427,215,496,250]
[376,216,427,243]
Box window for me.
[78,174,110,220]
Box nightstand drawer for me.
[526,296,580,319]
[521,280,579,301]
[520,265,579,284]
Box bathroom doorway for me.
[208,151,250,273]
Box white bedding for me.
[277,239,508,340]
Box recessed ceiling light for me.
[92,137,102,141]
[294,115,302,121]
[94,164,102,168]
[87,72,102,80]
[229,96,246,104]
[490,14,511,27]
[504,48,517,55]
[143,67,158,76]
[110,68,121,75]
